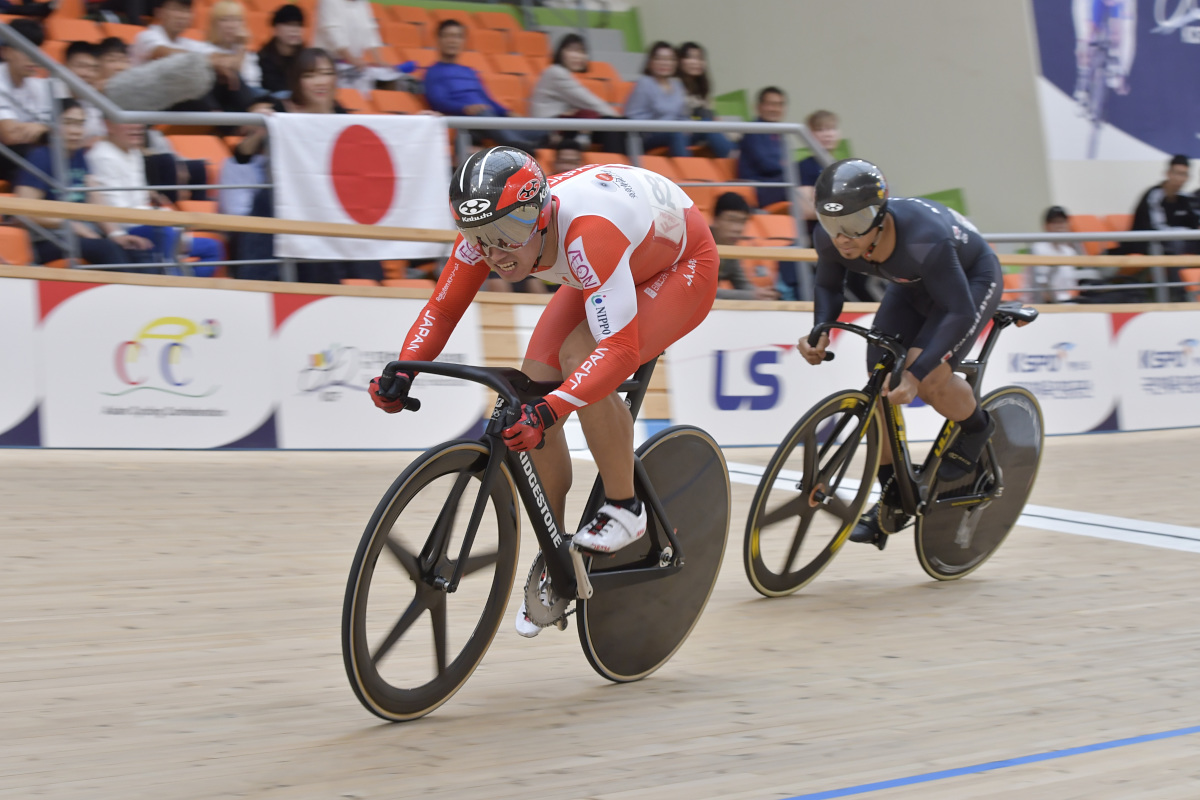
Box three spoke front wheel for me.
[342,441,519,722]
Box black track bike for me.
[744,303,1044,596]
[342,357,730,721]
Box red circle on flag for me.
[330,125,396,226]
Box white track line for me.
[570,450,1200,554]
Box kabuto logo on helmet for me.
[823,202,844,212]
[515,178,542,203]
[458,198,491,216]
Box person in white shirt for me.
[206,0,262,90]
[0,19,54,181]
[1027,205,1107,303]
[313,0,400,92]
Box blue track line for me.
[783,725,1200,799]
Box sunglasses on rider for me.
[816,205,883,239]
[458,204,541,252]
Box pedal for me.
[569,545,594,600]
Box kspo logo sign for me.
[1138,338,1200,368]
[713,348,783,411]
[1008,341,1090,373]
[111,316,220,396]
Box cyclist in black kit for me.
[797,159,1002,549]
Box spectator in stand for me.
[1124,154,1198,300]
[257,3,306,94]
[425,19,539,151]
[86,119,225,276]
[676,42,731,158]
[0,0,52,18]
[14,100,157,269]
[96,37,132,90]
[737,86,788,208]
[797,109,840,236]
[1027,206,1094,303]
[551,137,583,174]
[131,0,267,112]
[624,40,688,157]
[58,41,108,144]
[711,192,779,300]
[313,0,400,92]
[206,0,263,90]
[529,33,624,154]
[232,48,381,282]
[0,19,53,183]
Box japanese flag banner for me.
[267,113,453,261]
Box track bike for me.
[744,303,1044,596]
[343,357,730,721]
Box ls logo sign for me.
[713,349,782,410]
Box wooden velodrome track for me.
[4,427,1200,799]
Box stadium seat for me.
[381,259,409,280]
[578,76,613,104]
[489,53,534,83]
[456,50,491,74]
[611,81,635,107]
[46,17,102,41]
[373,90,425,114]
[384,21,426,50]
[584,60,622,83]
[101,22,145,44]
[474,10,521,35]
[335,87,377,113]
[401,47,439,73]
[42,40,70,64]
[384,4,431,28]
[638,155,681,182]
[470,28,507,54]
[673,156,732,211]
[535,148,556,176]
[0,226,35,266]
[341,278,380,286]
[740,238,779,289]
[1104,213,1133,233]
[178,200,218,214]
[1001,271,1024,301]
[481,72,527,115]
[1068,213,1115,256]
[1181,268,1200,301]
[383,278,436,289]
[512,30,548,59]
[747,213,797,243]
[244,11,270,47]
[583,152,630,166]
[430,8,473,33]
[167,135,233,185]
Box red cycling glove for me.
[369,370,416,413]
[501,399,558,452]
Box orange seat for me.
[713,157,738,183]
[178,200,218,214]
[748,213,797,243]
[400,47,439,73]
[1179,267,1200,301]
[167,135,233,185]
[42,40,70,64]
[1001,271,1024,302]
[1104,213,1133,233]
[1068,213,1115,256]
[373,90,425,114]
[0,226,35,266]
[383,21,426,50]
[488,52,533,79]
[672,156,725,184]
[611,80,635,107]
[381,259,410,280]
[456,50,492,74]
[336,87,378,113]
[474,10,521,34]
[582,152,630,166]
[46,17,102,41]
[577,76,612,104]
[341,278,381,286]
[244,10,270,47]
[512,29,548,59]
[535,147,556,176]
[584,60,621,83]
[638,154,681,182]
[101,22,145,44]
[382,278,436,289]
[480,71,526,115]
[470,28,508,54]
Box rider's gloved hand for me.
[369,370,416,413]
[798,331,830,365]
[502,399,558,452]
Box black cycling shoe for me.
[937,413,997,482]
[849,476,910,550]
[849,505,890,550]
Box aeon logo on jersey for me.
[108,316,220,397]
[1008,341,1090,373]
[1138,338,1200,369]
[713,347,785,411]
[567,241,600,289]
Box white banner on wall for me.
[0,279,38,437]
[268,114,453,262]
[40,285,275,448]
[1114,310,1200,431]
[274,296,485,449]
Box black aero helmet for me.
[813,158,889,239]
[449,146,551,251]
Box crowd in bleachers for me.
[0,1,1196,301]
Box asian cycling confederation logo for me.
[105,316,220,397]
[1008,341,1090,373]
[1138,338,1200,368]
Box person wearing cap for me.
[1027,206,1108,303]
[258,4,307,94]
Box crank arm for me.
[569,545,594,600]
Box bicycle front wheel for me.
[916,386,1044,580]
[342,440,520,722]
[744,390,881,597]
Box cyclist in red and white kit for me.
[368,146,719,637]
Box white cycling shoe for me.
[515,600,543,638]
[571,503,647,554]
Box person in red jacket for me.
[369,146,719,636]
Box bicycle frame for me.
[381,358,684,602]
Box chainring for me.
[522,551,571,629]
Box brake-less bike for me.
[744,302,1044,595]
[342,357,730,721]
